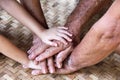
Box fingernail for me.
[57,63,62,68]
[43,70,47,74]
[28,55,33,59]
[50,70,53,73]
[31,72,36,75]
[31,71,39,75]
[69,39,72,42]
[27,50,30,54]
[54,43,58,47]
[65,42,68,45]
[50,70,54,73]
[36,57,40,61]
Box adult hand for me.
[28,31,77,66]
[54,11,120,74]
[27,35,75,74]
[27,35,49,60]
[31,8,120,74]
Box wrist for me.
[36,28,46,39]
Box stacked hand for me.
[27,31,75,75]
[38,27,72,46]
[26,0,120,75]
[27,10,120,75]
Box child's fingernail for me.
[32,71,39,75]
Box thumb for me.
[56,46,73,68]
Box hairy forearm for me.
[55,0,112,49]
[69,0,120,68]
[65,0,112,41]
[0,0,45,36]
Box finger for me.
[28,45,47,60]
[27,44,39,55]
[34,60,39,65]
[45,40,58,47]
[31,62,73,75]
[40,60,48,74]
[53,36,67,45]
[27,60,41,70]
[56,46,72,68]
[57,33,72,42]
[27,49,32,55]
[27,37,40,55]
[53,60,74,74]
[31,67,71,75]
[57,29,72,37]
[28,50,40,60]
[35,47,61,62]
[47,57,55,73]
[31,70,43,75]
[57,27,68,30]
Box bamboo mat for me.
[0,0,120,80]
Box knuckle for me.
[68,58,81,70]
[45,49,51,54]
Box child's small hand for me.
[39,27,72,46]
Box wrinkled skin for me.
[27,0,117,75]
[1,0,118,75]
[19,0,119,75]
[30,10,120,75]
[28,35,75,74]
